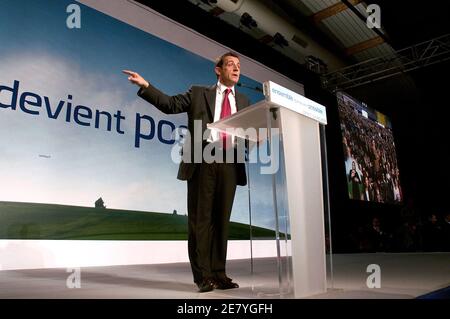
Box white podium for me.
[208,81,328,298]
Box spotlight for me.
[273,32,289,47]
[305,55,328,74]
[240,12,257,29]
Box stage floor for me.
[0,253,449,299]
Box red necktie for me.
[220,88,232,149]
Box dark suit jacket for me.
[138,83,250,186]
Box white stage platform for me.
[0,253,448,299]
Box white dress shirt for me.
[207,81,237,143]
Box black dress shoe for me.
[215,277,239,290]
[197,278,217,293]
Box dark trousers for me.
[187,161,237,283]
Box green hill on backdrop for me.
[0,201,275,240]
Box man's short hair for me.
[215,52,240,68]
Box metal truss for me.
[322,33,450,92]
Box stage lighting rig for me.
[240,12,257,29]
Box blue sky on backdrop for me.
[0,0,285,229]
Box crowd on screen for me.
[334,94,449,253]
[338,95,402,204]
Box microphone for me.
[237,82,263,93]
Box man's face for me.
[216,56,240,87]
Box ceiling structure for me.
[134,0,450,216]
[186,0,450,91]
[187,0,393,69]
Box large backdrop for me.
[0,0,304,241]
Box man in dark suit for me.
[123,52,249,292]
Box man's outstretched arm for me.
[123,70,191,114]
[123,69,149,88]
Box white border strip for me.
[0,240,278,270]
